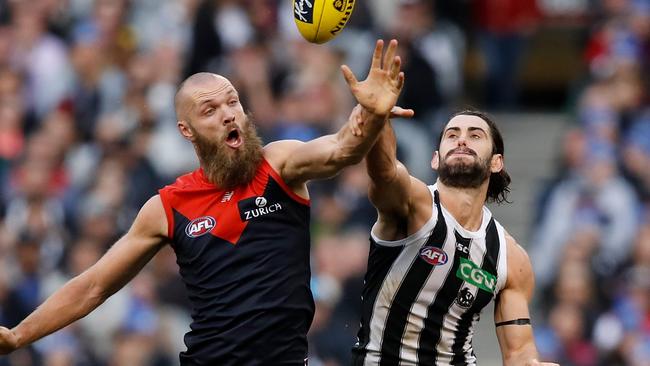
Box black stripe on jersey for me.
[417,227,474,365]
[378,192,447,366]
[450,218,500,364]
[352,238,404,366]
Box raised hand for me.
[341,39,405,118]
[0,326,18,354]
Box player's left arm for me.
[265,40,413,189]
[495,234,559,366]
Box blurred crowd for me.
[528,1,650,365]
[0,0,646,365]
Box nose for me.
[222,107,236,125]
[456,134,467,146]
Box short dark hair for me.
[438,109,512,204]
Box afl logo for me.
[419,246,448,266]
[185,216,216,238]
[255,197,267,207]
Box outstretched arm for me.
[0,196,168,354]
[365,121,431,240]
[266,39,413,188]
[495,234,559,366]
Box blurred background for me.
[0,0,648,365]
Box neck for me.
[435,179,488,231]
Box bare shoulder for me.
[409,175,432,207]
[406,175,434,233]
[263,140,305,171]
[131,195,168,240]
[504,232,534,297]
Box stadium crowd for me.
[0,0,647,365]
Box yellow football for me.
[293,0,356,44]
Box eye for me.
[204,108,215,116]
[228,99,239,106]
[471,133,481,139]
[447,133,457,139]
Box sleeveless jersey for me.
[158,158,313,366]
[352,185,508,366]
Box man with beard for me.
[351,110,558,365]
[0,39,414,365]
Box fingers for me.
[390,56,401,80]
[340,65,358,88]
[396,71,405,91]
[370,39,384,70]
[390,106,415,119]
[383,39,398,72]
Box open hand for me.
[341,39,405,118]
[0,326,18,354]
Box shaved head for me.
[172,72,262,189]
[174,72,234,123]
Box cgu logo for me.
[419,246,448,266]
[456,258,497,294]
[185,216,216,238]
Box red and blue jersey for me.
[158,158,313,365]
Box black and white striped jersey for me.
[353,184,508,366]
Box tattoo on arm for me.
[495,318,531,327]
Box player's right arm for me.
[366,121,431,241]
[0,195,169,354]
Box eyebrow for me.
[444,127,461,134]
[197,89,238,108]
[443,126,487,135]
[468,127,487,135]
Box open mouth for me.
[225,129,243,149]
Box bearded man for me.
[0,39,414,365]
[352,110,559,365]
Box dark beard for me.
[193,119,264,190]
[438,149,491,189]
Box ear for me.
[177,120,194,141]
[431,151,440,171]
[490,154,504,173]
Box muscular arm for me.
[266,40,413,188]
[366,122,431,240]
[495,234,558,366]
[0,196,168,353]
[266,105,388,185]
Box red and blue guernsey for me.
[158,158,314,366]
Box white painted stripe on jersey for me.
[494,221,509,295]
[399,231,457,364]
[363,234,433,366]
[463,314,480,365]
[364,188,439,366]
